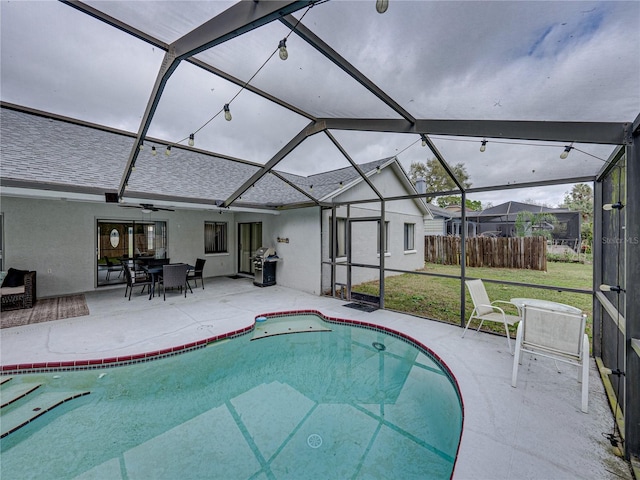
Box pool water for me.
[1,314,463,479]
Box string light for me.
[603,201,624,211]
[138,142,144,151]
[147,5,315,156]
[151,146,157,156]
[278,38,288,60]
[599,284,625,293]
[560,145,572,159]
[480,139,487,152]
[420,134,427,147]
[165,145,171,156]
[376,0,389,14]
[188,134,195,147]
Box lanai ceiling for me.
[1,0,639,209]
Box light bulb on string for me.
[603,201,624,211]
[224,104,232,121]
[165,145,171,156]
[599,284,625,293]
[560,145,572,159]
[151,146,157,156]
[138,142,144,151]
[278,38,288,60]
[376,0,389,14]
[188,134,195,147]
[421,135,427,147]
[480,139,487,152]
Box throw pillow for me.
[1,268,29,288]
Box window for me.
[329,217,347,258]
[377,221,390,254]
[205,221,228,254]
[404,223,415,251]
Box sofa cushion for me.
[0,285,26,296]
[1,268,29,288]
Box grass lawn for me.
[354,261,594,340]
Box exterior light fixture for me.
[376,0,389,14]
[151,146,157,156]
[224,104,232,121]
[278,38,288,60]
[560,145,572,159]
[480,139,487,152]
[165,145,171,156]
[599,284,625,293]
[420,134,427,147]
[603,201,624,211]
[188,133,195,147]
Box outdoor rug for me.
[343,302,378,313]
[1,294,89,329]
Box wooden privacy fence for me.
[424,236,547,270]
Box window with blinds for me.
[205,221,228,254]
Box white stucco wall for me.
[320,167,426,291]
[0,196,238,298]
[234,207,321,296]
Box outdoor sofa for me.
[0,268,37,311]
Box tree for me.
[409,158,471,203]
[514,211,557,239]
[561,183,594,248]
[436,195,483,211]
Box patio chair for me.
[122,262,153,301]
[104,256,123,281]
[462,279,520,354]
[158,263,189,300]
[187,258,206,289]
[511,304,589,413]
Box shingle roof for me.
[1,104,399,209]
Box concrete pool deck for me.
[0,276,632,479]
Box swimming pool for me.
[1,312,463,479]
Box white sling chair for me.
[462,279,520,354]
[511,304,589,413]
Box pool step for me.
[0,390,90,438]
[0,381,43,408]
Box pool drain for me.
[372,342,386,351]
[307,433,323,448]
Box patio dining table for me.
[143,263,193,299]
[510,297,582,316]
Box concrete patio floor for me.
[0,276,632,479]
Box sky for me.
[1,0,639,209]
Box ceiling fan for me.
[119,203,174,213]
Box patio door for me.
[346,217,382,307]
[238,222,262,275]
[96,220,167,286]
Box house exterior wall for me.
[0,196,237,298]
[234,207,322,296]
[321,168,425,291]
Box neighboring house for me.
[468,201,581,248]
[422,204,479,237]
[0,103,428,299]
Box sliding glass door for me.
[97,220,167,286]
[238,222,262,275]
